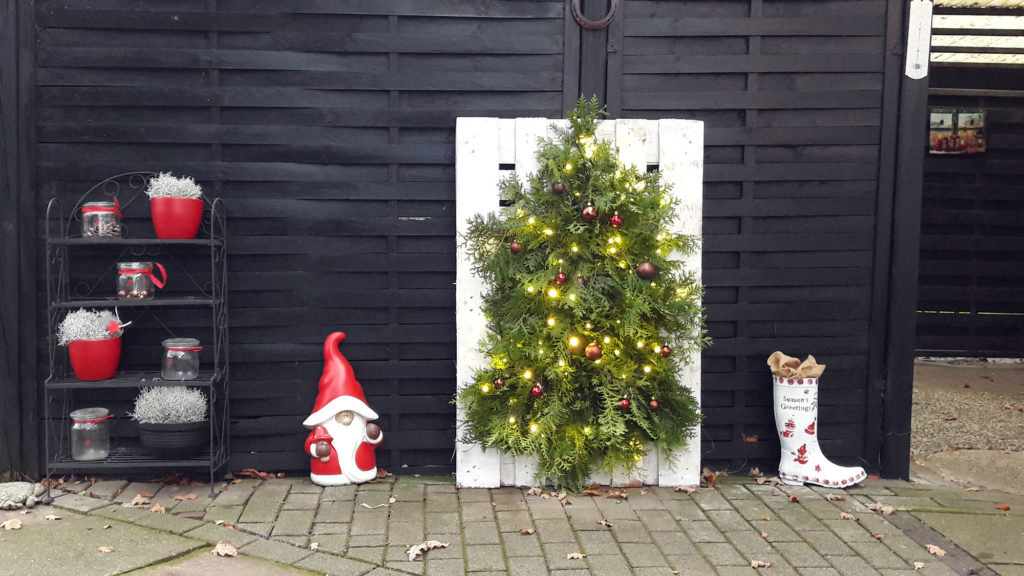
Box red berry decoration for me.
[636,261,657,279]
[610,211,623,227]
[649,399,659,410]
[581,204,598,223]
[585,343,603,361]
[509,242,522,254]
[659,345,671,358]
[493,377,505,389]
[530,384,543,397]
[552,181,567,195]
[620,397,630,410]
[555,271,567,285]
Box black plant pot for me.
[138,421,208,459]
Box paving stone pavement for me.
[1,474,1018,575]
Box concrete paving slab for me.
[913,510,1024,565]
[128,547,321,575]
[0,508,201,576]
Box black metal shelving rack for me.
[43,172,229,491]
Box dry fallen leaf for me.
[526,487,543,496]
[751,560,774,568]
[98,546,115,553]
[826,494,846,501]
[310,542,319,551]
[173,493,199,501]
[406,540,449,561]
[701,467,717,488]
[606,489,628,500]
[150,503,166,514]
[996,504,1011,511]
[941,445,954,453]
[674,486,696,494]
[965,487,981,492]
[376,469,391,478]
[566,552,587,560]
[870,531,884,540]
[840,512,858,521]
[868,503,895,516]
[926,544,946,557]
[44,514,61,521]
[760,515,771,521]
[760,531,769,538]
[788,494,800,503]
[639,488,649,495]
[389,496,397,504]
[1,519,23,531]
[581,488,602,496]
[914,562,925,571]
[748,466,762,477]
[212,541,238,557]
[130,494,151,507]
[756,477,781,486]
[541,493,551,500]
[520,528,536,535]
[742,434,759,443]
[140,490,155,498]
[598,520,613,528]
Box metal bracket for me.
[572,0,619,30]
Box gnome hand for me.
[315,440,331,460]
[366,422,381,440]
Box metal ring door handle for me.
[572,0,619,30]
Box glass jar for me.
[117,261,166,300]
[162,338,202,380]
[81,201,124,238]
[70,407,112,461]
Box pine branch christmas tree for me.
[458,98,708,491]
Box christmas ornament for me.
[577,275,585,284]
[530,384,543,397]
[649,399,659,410]
[493,377,505,389]
[610,212,622,228]
[636,261,657,279]
[585,343,603,361]
[555,272,567,285]
[659,345,671,358]
[619,397,630,410]
[581,204,598,223]
[551,181,567,195]
[304,332,383,486]
[509,242,522,254]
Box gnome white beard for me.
[322,411,372,483]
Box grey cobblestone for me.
[682,519,729,542]
[774,541,833,568]
[696,542,749,566]
[707,509,753,532]
[620,542,667,567]
[466,543,506,572]
[635,508,680,531]
[608,518,653,543]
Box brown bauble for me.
[659,345,671,358]
[581,204,598,223]
[509,241,522,254]
[636,261,657,279]
[366,422,382,440]
[555,271,567,285]
[649,399,659,410]
[585,342,603,361]
[552,181,567,195]
[493,377,505,389]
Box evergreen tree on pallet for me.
[458,98,708,491]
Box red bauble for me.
[610,212,623,227]
[649,399,659,410]
[620,397,630,410]
[659,346,671,358]
[493,377,505,389]
[636,261,657,279]
[509,242,522,254]
[555,272,567,285]
[581,204,598,223]
[585,343,603,361]
[552,181,567,195]
[530,384,543,397]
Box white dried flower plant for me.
[57,309,122,346]
[145,172,203,200]
[130,386,207,424]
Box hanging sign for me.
[905,0,933,80]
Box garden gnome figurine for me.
[767,351,866,488]
[304,331,383,486]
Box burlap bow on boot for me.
[766,351,826,379]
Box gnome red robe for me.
[303,332,383,486]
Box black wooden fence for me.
[918,68,1024,357]
[5,0,921,479]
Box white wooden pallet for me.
[455,117,704,487]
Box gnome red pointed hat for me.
[303,332,378,428]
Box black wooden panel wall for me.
[918,68,1024,358]
[607,0,894,473]
[33,0,570,475]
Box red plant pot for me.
[68,337,121,381]
[151,197,203,239]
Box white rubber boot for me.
[773,375,866,488]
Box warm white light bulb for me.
[547,317,556,327]
[523,370,532,379]
[569,337,580,347]
[509,416,516,423]
[643,365,652,374]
